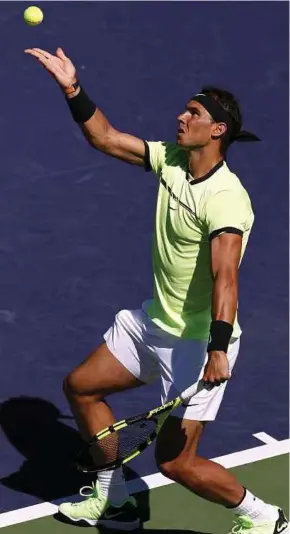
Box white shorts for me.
[104,308,240,421]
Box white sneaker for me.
[229,508,289,534]
[58,481,140,530]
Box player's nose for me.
[177,111,186,122]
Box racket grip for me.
[180,379,204,403]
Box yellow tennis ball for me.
[24,6,44,26]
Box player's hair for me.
[200,86,242,153]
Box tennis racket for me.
[75,379,205,473]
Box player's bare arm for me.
[203,232,242,385]
[210,232,242,324]
[24,47,146,167]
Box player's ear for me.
[211,122,227,139]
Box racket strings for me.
[77,417,158,472]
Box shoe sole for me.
[58,509,140,530]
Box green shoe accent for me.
[229,509,289,534]
[58,481,140,530]
[230,515,255,534]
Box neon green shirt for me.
[143,141,254,340]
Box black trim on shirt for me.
[209,227,243,241]
[187,159,224,185]
[159,177,197,217]
[143,141,152,172]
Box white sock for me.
[97,467,130,505]
[232,489,279,522]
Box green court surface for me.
[2,454,289,534]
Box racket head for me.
[74,382,202,473]
[75,415,158,473]
[75,398,182,473]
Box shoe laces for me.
[70,482,105,515]
[231,516,254,534]
[76,481,135,513]
[79,482,99,499]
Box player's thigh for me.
[155,415,205,466]
[64,342,144,399]
[64,307,160,398]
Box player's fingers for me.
[24,49,40,57]
[202,375,211,387]
[27,51,61,77]
[202,369,209,382]
[31,47,54,60]
[221,370,231,381]
[203,372,215,384]
[56,47,68,60]
[24,49,48,64]
[25,49,63,73]
[24,49,50,63]
[204,372,227,386]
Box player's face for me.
[176,100,215,148]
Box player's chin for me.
[176,133,187,146]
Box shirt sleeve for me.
[205,190,250,241]
[143,141,167,175]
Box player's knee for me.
[158,455,207,489]
[156,446,193,480]
[63,371,79,399]
[157,457,186,481]
[63,371,102,402]
[158,456,210,495]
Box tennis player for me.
[25,47,288,534]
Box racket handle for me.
[180,379,204,403]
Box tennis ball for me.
[24,6,44,26]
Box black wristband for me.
[66,86,97,123]
[207,320,233,353]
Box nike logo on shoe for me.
[276,521,288,533]
[104,510,126,520]
[274,510,289,534]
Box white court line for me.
[0,438,289,529]
[253,432,279,444]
